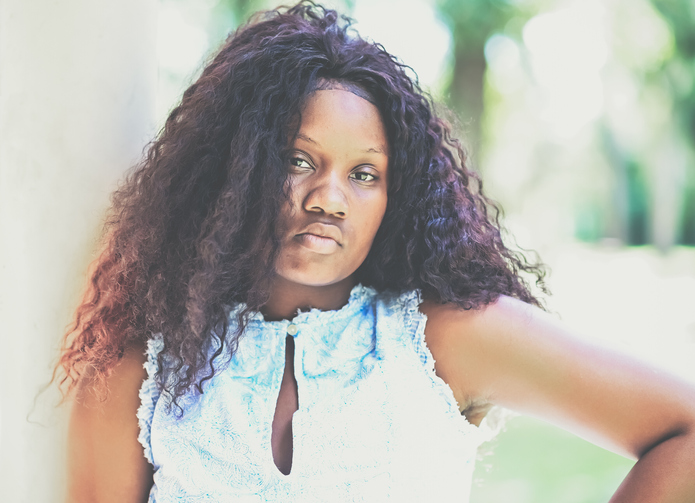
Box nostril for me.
[303,185,348,217]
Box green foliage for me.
[650,0,695,244]
[652,1,695,137]
[437,0,517,49]
[625,161,650,245]
[653,0,695,58]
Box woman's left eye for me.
[350,171,376,182]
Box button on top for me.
[287,324,298,336]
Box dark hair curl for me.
[56,1,547,407]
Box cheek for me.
[279,188,302,232]
[357,196,388,248]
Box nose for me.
[303,172,348,218]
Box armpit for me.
[461,399,494,427]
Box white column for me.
[0,1,157,501]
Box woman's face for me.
[274,88,389,288]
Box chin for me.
[276,269,355,289]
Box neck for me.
[261,276,357,321]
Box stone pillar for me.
[0,1,157,501]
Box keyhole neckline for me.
[270,336,299,477]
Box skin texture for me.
[66,88,695,503]
[264,88,389,320]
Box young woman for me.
[58,3,695,502]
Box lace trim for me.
[231,283,377,326]
[137,336,164,466]
[289,283,377,325]
[401,292,462,415]
[402,291,507,444]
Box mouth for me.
[294,223,343,254]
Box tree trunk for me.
[449,45,487,168]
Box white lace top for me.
[138,285,501,502]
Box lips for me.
[295,222,343,254]
[298,222,342,243]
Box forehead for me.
[297,89,389,156]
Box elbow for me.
[636,421,695,463]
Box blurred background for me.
[1,0,694,501]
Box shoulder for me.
[67,342,153,503]
[420,295,534,338]
[73,342,149,407]
[419,296,535,414]
[420,294,538,369]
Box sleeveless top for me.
[137,285,502,502]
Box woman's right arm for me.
[66,344,154,503]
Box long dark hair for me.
[57,1,546,406]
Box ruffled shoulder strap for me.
[375,289,430,363]
[136,335,164,466]
[378,290,509,444]
[397,289,430,367]
[373,290,421,356]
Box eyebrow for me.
[296,133,388,156]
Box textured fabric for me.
[138,285,500,502]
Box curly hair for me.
[57,1,546,406]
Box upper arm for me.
[422,297,695,459]
[66,345,153,503]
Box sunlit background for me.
[1,0,694,501]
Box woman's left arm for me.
[422,296,695,502]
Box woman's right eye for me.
[289,157,312,170]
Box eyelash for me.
[350,172,377,182]
[289,157,312,170]
[288,157,378,183]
